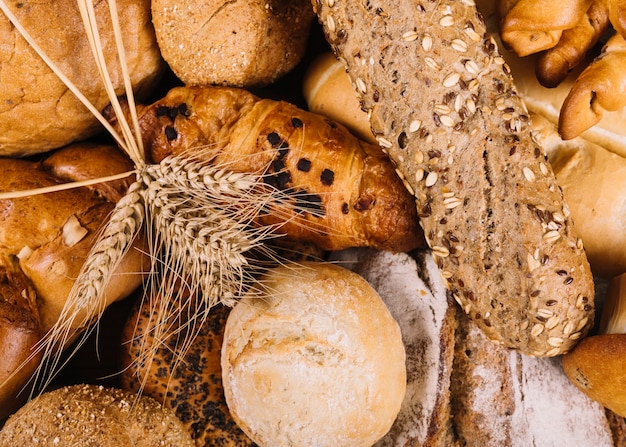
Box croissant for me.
[107,85,423,253]
[499,0,593,56]
[559,33,626,140]
[535,0,611,88]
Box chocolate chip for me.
[267,132,281,147]
[320,169,334,186]
[165,126,178,141]
[291,117,303,128]
[297,158,312,172]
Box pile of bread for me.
[2,0,626,445]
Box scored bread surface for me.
[312,0,595,356]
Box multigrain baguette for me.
[312,0,595,356]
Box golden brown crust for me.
[0,144,148,330]
[110,85,424,253]
[151,0,314,88]
[562,333,626,418]
[0,0,163,156]
[499,0,592,56]
[120,299,254,446]
[559,33,626,140]
[535,0,611,88]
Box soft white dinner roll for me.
[221,261,406,447]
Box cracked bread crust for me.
[312,0,595,356]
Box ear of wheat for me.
[0,0,289,394]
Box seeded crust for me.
[0,384,195,446]
[119,300,254,446]
[312,0,595,356]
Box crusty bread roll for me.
[562,334,626,418]
[221,262,406,447]
[0,384,195,446]
[151,0,314,88]
[0,0,163,156]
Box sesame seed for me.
[547,337,564,347]
[531,324,544,337]
[409,119,422,133]
[434,104,452,115]
[415,168,425,182]
[425,57,441,71]
[432,245,450,257]
[545,316,560,330]
[355,77,367,94]
[443,72,461,88]
[327,15,336,33]
[326,0,334,6]
[451,39,468,52]
[402,30,418,41]
[523,166,536,181]
[537,308,554,318]
[576,317,589,332]
[539,162,549,175]
[439,115,455,127]
[543,230,561,243]
[421,34,433,51]
[439,15,454,27]
[443,197,462,209]
[377,136,393,148]
[401,178,415,195]
[464,26,482,42]
[569,331,582,340]
[414,150,424,163]
[425,171,438,187]
[563,321,575,336]
[465,59,479,75]
[546,347,562,356]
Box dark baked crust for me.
[312,0,595,356]
[119,298,255,446]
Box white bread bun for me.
[0,384,195,446]
[221,262,406,447]
[303,52,376,144]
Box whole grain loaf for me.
[312,0,595,356]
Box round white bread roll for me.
[0,384,195,446]
[221,262,406,447]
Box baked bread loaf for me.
[108,85,424,253]
[0,384,195,446]
[221,261,406,447]
[119,298,254,446]
[0,0,163,156]
[313,0,595,356]
[151,0,315,88]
